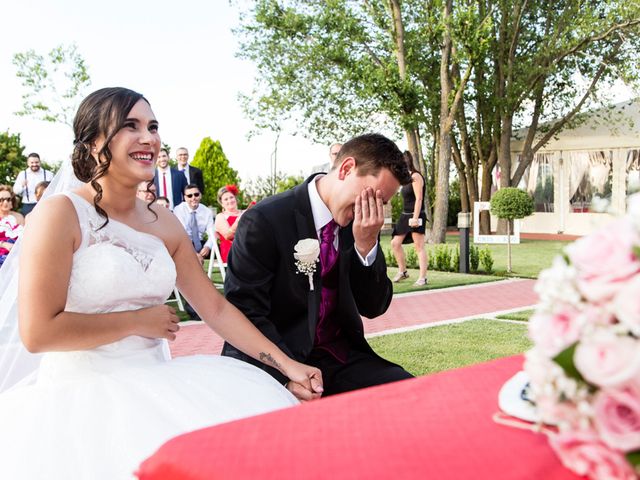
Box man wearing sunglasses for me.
[173,184,214,262]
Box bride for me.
[0,87,323,479]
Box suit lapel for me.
[293,177,322,342]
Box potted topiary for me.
[490,187,534,273]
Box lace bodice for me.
[37,193,177,379]
[64,192,176,314]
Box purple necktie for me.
[320,220,338,275]
[315,219,348,363]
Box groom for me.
[222,133,414,400]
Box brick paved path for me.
[170,278,537,358]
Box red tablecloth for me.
[137,355,581,480]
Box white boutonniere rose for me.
[294,238,320,290]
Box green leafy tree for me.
[0,131,27,185]
[490,187,534,273]
[190,138,241,208]
[244,171,304,203]
[13,43,91,126]
[235,0,640,241]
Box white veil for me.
[0,160,84,393]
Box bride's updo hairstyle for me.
[72,87,149,228]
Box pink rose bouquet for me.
[524,193,640,479]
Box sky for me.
[0,0,334,182]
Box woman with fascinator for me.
[0,87,322,479]
[215,184,245,263]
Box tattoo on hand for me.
[259,352,282,371]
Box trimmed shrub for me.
[480,247,494,273]
[469,245,480,273]
[406,247,418,269]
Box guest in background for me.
[176,147,205,195]
[329,143,342,169]
[153,148,187,209]
[12,153,54,215]
[34,181,50,202]
[390,151,428,286]
[215,185,243,263]
[136,181,156,202]
[156,196,170,209]
[173,184,213,264]
[173,184,214,321]
[0,185,24,268]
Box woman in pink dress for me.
[214,185,242,262]
[0,185,25,268]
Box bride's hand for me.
[134,305,181,341]
[283,360,323,402]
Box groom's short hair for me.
[337,133,412,185]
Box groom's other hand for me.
[353,187,384,259]
[283,360,323,401]
[286,380,323,402]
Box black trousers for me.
[307,347,414,396]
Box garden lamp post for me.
[457,212,471,273]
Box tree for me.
[244,171,304,203]
[490,187,534,273]
[235,1,491,243]
[0,131,27,185]
[190,138,241,208]
[12,43,91,126]
[234,0,640,240]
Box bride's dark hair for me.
[72,87,149,228]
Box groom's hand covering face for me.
[353,187,386,258]
[348,166,399,257]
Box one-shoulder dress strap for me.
[59,191,95,250]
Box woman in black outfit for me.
[390,151,428,286]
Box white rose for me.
[294,238,320,264]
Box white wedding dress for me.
[0,192,297,479]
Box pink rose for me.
[549,429,636,480]
[580,304,615,327]
[614,275,640,336]
[566,219,640,303]
[535,396,582,427]
[574,330,640,388]
[594,386,640,452]
[529,307,582,357]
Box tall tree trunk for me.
[451,134,470,213]
[389,0,432,224]
[430,0,454,244]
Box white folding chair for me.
[167,286,185,312]
[206,227,227,284]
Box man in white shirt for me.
[176,147,205,195]
[173,184,214,263]
[12,153,54,215]
[153,148,187,209]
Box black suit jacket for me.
[154,168,188,208]
[221,175,393,383]
[182,165,205,195]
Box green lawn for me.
[380,233,570,279]
[387,267,500,294]
[495,309,535,322]
[369,319,532,376]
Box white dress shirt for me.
[12,168,54,204]
[173,202,215,249]
[156,167,175,209]
[307,175,377,266]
